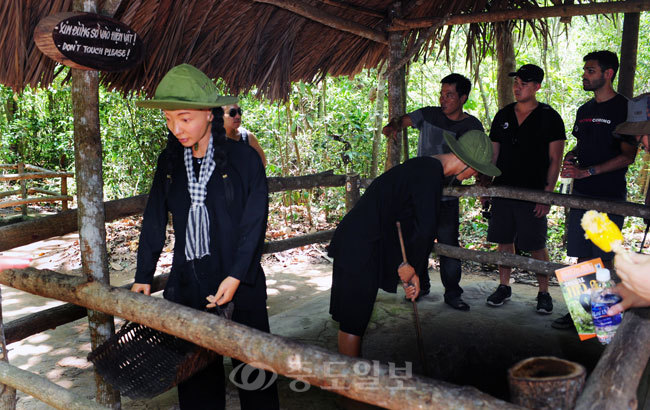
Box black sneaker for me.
[551,313,575,330]
[536,292,553,314]
[487,284,511,306]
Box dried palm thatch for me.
[0,0,647,100]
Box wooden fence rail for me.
[0,268,521,410]
[3,171,648,253]
[0,361,106,410]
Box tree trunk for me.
[385,3,406,171]
[495,21,515,109]
[71,67,120,408]
[476,68,492,128]
[70,1,120,406]
[371,66,386,178]
[4,93,17,123]
[319,77,327,137]
[0,288,17,409]
[617,12,639,98]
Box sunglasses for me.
[226,107,242,117]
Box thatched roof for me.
[1,0,648,100]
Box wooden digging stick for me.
[396,221,428,377]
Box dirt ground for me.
[1,230,608,409]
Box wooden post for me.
[385,2,406,171]
[495,21,515,109]
[17,163,27,216]
[0,288,17,409]
[345,172,360,212]
[70,0,119,407]
[575,308,650,409]
[617,12,640,99]
[371,66,386,178]
[61,175,68,211]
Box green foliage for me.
[0,81,73,168]
[0,69,168,199]
[99,91,167,198]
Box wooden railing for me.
[1,171,650,409]
[0,163,74,214]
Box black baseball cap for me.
[509,64,544,83]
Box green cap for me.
[444,130,501,177]
[136,64,237,109]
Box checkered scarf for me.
[183,135,216,260]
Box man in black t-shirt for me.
[553,51,637,329]
[484,64,566,315]
[383,74,483,311]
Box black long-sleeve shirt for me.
[328,157,443,292]
[135,139,269,310]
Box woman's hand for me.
[131,283,151,296]
[206,276,241,308]
[607,283,650,315]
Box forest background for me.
[1,13,649,264]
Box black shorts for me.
[487,198,547,251]
[567,208,624,261]
[329,261,379,337]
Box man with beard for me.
[553,50,637,329]
[382,73,483,311]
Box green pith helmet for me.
[444,130,501,177]
[136,64,237,110]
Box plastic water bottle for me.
[559,176,573,194]
[590,268,623,344]
[560,158,576,194]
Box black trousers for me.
[177,307,280,410]
[419,198,463,299]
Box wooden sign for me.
[35,12,144,72]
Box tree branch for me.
[445,185,650,220]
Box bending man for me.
[328,130,500,357]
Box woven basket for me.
[87,321,218,399]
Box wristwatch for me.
[588,166,597,176]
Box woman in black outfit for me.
[133,64,279,410]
